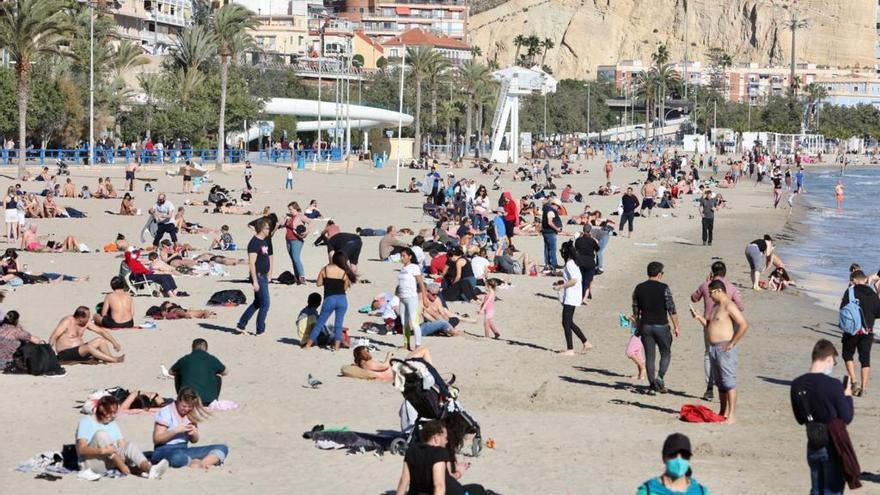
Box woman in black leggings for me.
[553,242,591,355]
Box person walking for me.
[699,189,717,246]
[552,242,592,355]
[305,252,357,351]
[690,261,744,401]
[151,194,177,247]
[632,261,680,395]
[840,270,880,397]
[541,198,563,272]
[283,201,310,285]
[574,225,599,303]
[620,187,639,238]
[236,218,272,336]
[790,339,854,495]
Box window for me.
[854,86,859,92]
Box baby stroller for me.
[55,158,70,176]
[388,358,482,458]
[208,185,229,205]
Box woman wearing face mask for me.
[636,433,710,495]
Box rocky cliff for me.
[470,0,877,79]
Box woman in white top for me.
[552,241,592,355]
[473,185,491,217]
[397,248,427,349]
[3,186,18,241]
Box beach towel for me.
[679,404,726,423]
[140,216,157,244]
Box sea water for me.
[779,167,880,308]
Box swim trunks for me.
[56,346,89,362]
[708,341,737,392]
[101,315,134,329]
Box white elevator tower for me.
[489,66,557,164]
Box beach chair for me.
[119,262,161,297]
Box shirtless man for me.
[690,280,749,424]
[49,306,125,363]
[125,161,138,191]
[95,276,135,329]
[62,178,76,198]
[43,192,60,218]
[640,180,657,218]
[420,286,467,337]
[604,160,613,183]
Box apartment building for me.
[727,63,848,103]
[111,0,193,55]
[382,27,470,63]
[815,73,880,109]
[338,0,467,43]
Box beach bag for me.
[12,342,64,375]
[277,271,297,285]
[839,286,865,335]
[208,289,247,306]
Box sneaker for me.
[701,389,714,401]
[655,378,668,394]
[645,388,657,396]
[148,459,169,479]
[77,468,101,481]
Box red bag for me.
[679,404,726,423]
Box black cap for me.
[662,433,692,457]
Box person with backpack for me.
[839,270,880,397]
[790,339,854,494]
[636,433,710,494]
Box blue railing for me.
[256,147,343,164]
[0,148,248,166]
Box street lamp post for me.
[89,0,94,165]
[584,82,590,140]
[395,45,405,190]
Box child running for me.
[479,279,501,339]
[621,314,646,381]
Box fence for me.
[0,148,249,166]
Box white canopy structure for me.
[489,66,557,164]
[227,98,414,145]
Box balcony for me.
[377,0,466,6]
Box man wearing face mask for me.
[790,339,854,495]
[636,433,709,494]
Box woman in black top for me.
[441,247,478,303]
[395,420,486,495]
[248,211,279,255]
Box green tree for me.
[407,45,445,153]
[212,3,257,168]
[0,0,70,177]
[270,114,298,141]
[512,34,525,65]
[426,55,451,130]
[540,37,554,67]
[458,60,490,157]
[651,44,670,66]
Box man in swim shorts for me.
[690,280,749,424]
[125,162,138,191]
[95,276,135,329]
[49,306,125,363]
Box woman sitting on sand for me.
[0,311,43,370]
[352,345,432,381]
[151,387,229,470]
[104,178,119,199]
[21,224,81,252]
[24,193,42,218]
[76,395,169,479]
[119,193,138,215]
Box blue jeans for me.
[311,294,348,342]
[286,239,305,279]
[808,447,845,495]
[597,234,610,270]
[151,443,228,468]
[285,178,293,189]
[542,232,558,268]
[238,274,270,334]
[43,272,76,282]
[421,320,452,336]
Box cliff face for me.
[470,0,877,79]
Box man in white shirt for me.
[151,193,177,247]
[470,247,491,282]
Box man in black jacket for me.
[840,270,880,397]
[790,339,853,495]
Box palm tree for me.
[458,60,490,158]
[110,40,149,78]
[137,72,162,139]
[655,64,681,128]
[212,3,257,169]
[407,45,443,154]
[540,37,554,66]
[0,0,69,178]
[512,34,525,65]
[803,83,828,130]
[651,43,670,66]
[170,23,216,72]
[525,35,541,66]
[426,55,450,130]
[636,68,660,139]
[474,78,497,156]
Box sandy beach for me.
[1,156,878,494]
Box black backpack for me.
[276,271,297,285]
[10,342,64,375]
[207,289,247,306]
